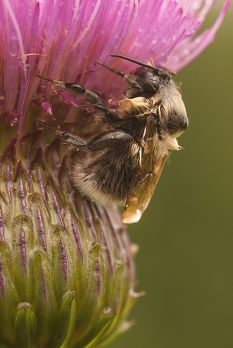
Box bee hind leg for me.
[56,130,88,150]
[87,130,134,151]
[58,129,134,152]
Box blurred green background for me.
[112,6,233,348]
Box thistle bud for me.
[0,129,138,347]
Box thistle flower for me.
[0,0,230,347]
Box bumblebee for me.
[38,54,188,223]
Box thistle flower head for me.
[0,0,230,347]
[0,0,231,137]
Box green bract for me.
[0,130,138,348]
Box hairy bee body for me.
[39,55,188,223]
[72,97,144,203]
[73,79,187,206]
[73,141,137,203]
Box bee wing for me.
[122,153,167,224]
[122,115,168,224]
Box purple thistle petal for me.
[37,207,47,251]
[167,0,232,71]
[101,229,114,274]
[59,237,68,282]
[52,191,65,227]
[71,217,84,262]
[19,227,27,272]
[0,0,230,132]
[41,101,52,115]
[19,178,27,213]
[103,208,122,249]
[94,205,114,273]
[5,163,12,201]
[95,258,101,296]
[81,201,97,240]
[37,167,48,202]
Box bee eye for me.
[157,70,170,84]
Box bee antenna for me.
[160,67,176,77]
[111,54,176,76]
[111,54,158,71]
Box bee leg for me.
[87,130,134,151]
[63,83,108,112]
[56,130,88,149]
[37,74,108,112]
[61,83,123,125]
[96,62,143,92]
[56,129,133,152]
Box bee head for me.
[158,81,189,137]
[125,66,171,98]
[110,54,173,99]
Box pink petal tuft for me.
[0,0,231,133]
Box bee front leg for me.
[37,74,108,113]
[63,82,108,112]
[62,83,124,126]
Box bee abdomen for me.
[72,150,137,204]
